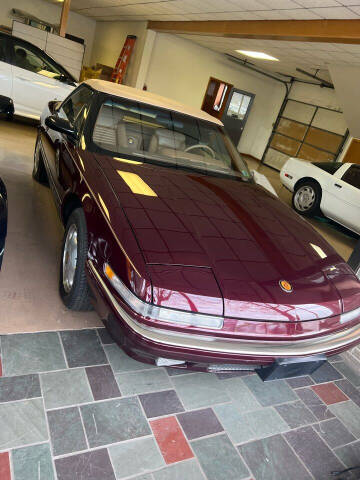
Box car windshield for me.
[92,97,252,180]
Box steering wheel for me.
[184,144,216,158]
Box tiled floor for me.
[0,328,359,480]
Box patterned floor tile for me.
[329,400,360,437]
[115,369,171,396]
[171,373,230,410]
[153,459,205,480]
[192,433,249,480]
[41,369,93,409]
[105,344,155,373]
[312,382,349,405]
[333,361,360,387]
[284,426,344,479]
[86,365,121,401]
[151,416,193,464]
[296,387,335,421]
[0,452,11,480]
[55,449,115,480]
[0,374,41,403]
[243,407,289,438]
[97,328,114,345]
[165,367,195,376]
[139,390,184,418]
[0,398,48,449]
[60,330,107,368]
[310,362,343,384]
[334,440,360,468]
[286,376,314,389]
[314,418,356,448]
[215,371,254,380]
[221,377,261,413]
[109,437,164,479]
[238,434,311,480]
[335,379,360,407]
[213,403,255,445]
[275,400,317,428]
[12,443,54,480]
[242,375,296,407]
[47,407,87,456]
[177,408,223,440]
[81,397,150,448]
[1,333,66,376]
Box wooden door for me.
[342,138,360,164]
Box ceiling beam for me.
[147,19,360,44]
[59,0,71,37]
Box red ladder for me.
[110,35,137,84]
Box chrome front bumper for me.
[89,261,360,358]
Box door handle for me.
[334,183,342,188]
[15,76,30,82]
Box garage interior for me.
[0,1,360,479]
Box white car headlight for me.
[104,263,224,329]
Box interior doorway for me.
[201,77,254,146]
[222,88,254,146]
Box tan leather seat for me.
[149,128,186,155]
[116,120,143,152]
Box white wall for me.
[288,81,342,111]
[91,21,147,87]
[143,33,285,160]
[0,0,96,64]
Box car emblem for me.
[279,280,293,293]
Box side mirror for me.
[48,100,61,115]
[45,115,77,140]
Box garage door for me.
[262,98,348,171]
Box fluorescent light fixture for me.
[236,50,279,61]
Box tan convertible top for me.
[84,79,223,126]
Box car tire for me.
[292,180,322,216]
[59,208,93,311]
[32,135,49,185]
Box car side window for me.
[58,87,94,133]
[0,36,7,63]
[341,165,360,189]
[12,41,63,79]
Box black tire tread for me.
[59,208,93,311]
[32,135,49,185]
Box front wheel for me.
[32,135,48,185]
[59,208,93,311]
[292,181,322,216]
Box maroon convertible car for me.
[34,79,360,373]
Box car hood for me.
[98,155,358,322]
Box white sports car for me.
[0,31,75,119]
[280,158,360,235]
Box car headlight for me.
[104,263,224,329]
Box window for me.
[12,41,64,80]
[92,97,251,179]
[0,36,7,62]
[342,165,360,189]
[227,92,252,120]
[58,87,94,132]
[313,162,343,175]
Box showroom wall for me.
[142,33,285,160]
[0,0,96,64]
[91,21,147,87]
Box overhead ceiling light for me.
[236,50,279,61]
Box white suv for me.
[0,32,76,119]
